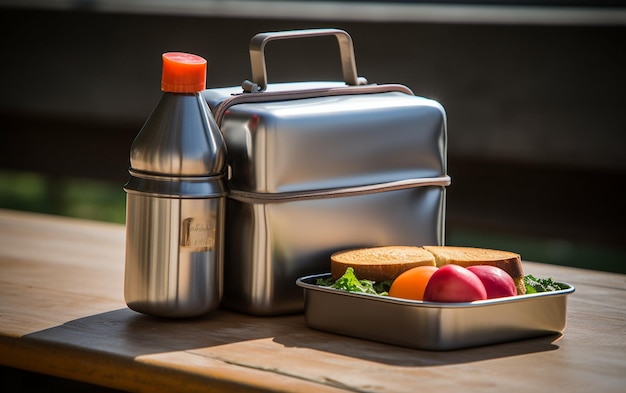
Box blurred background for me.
[1,0,625,273]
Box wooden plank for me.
[0,210,125,334]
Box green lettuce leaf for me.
[316,267,389,296]
[524,274,568,294]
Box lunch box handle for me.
[242,28,369,93]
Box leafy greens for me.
[316,267,390,296]
[317,269,567,297]
[524,274,569,294]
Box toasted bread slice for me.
[422,245,526,295]
[330,246,436,282]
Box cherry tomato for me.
[388,265,438,300]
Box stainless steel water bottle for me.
[123,52,227,317]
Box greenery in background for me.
[447,229,625,274]
[1,170,624,274]
[0,170,126,224]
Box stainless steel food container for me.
[203,29,450,315]
[124,53,228,318]
[298,273,575,350]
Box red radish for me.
[423,264,487,302]
[466,265,517,299]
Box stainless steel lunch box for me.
[203,29,450,315]
[297,273,575,350]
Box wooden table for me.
[0,208,624,392]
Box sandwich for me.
[330,245,526,295]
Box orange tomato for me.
[389,265,439,300]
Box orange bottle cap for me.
[161,52,207,93]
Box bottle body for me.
[124,189,225,317]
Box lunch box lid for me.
[202,29,449,195]
[205,84,448,195]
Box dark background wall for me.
[1,2,625,270]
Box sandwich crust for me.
[422,245,525,295]
[330,246,436,282]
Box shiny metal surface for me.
[124,169,227,199]
[298,274,575,351]
[124,194,225,317]
[221,185,447,315]
[205,82,448,315]
[205,82,415,133]
[216,90,447,194]
[130,92,227,176]
[124,87,227,317]
[203,29,449,316]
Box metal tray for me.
[296,273,575,351]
